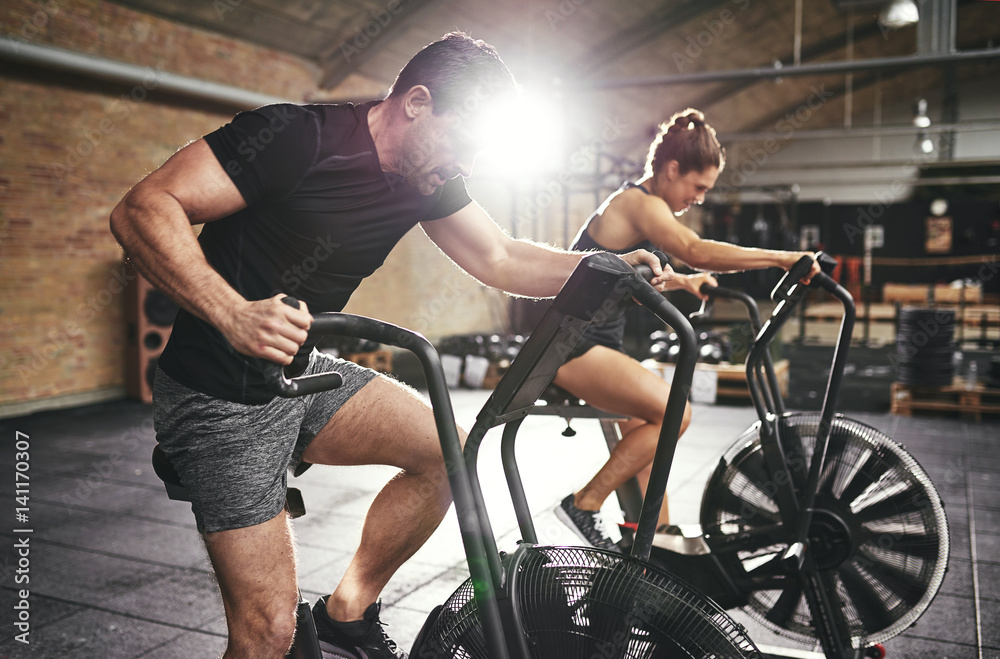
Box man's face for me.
[399,110,479,195]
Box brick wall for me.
[0,0,506,414]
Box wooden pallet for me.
[343,349,393,373]
[710,359,790,399]
[891,379,1000,421]
[644,359,789,401]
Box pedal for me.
[650,524,711,555]
[285,487,307,519]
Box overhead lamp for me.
[879,0,919,30]
[912,98,934,154]
[913,98,931,129]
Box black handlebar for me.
[770,251,843,303]
[262,296,345,398]
[771,254,815,303]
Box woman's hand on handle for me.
[671,272,719,300]
[781,251,822,285]
[218,294,313,364]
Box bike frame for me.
[652,254,868,659]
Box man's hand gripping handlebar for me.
[262,297,344,397]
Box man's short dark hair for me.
[387,32,518,116]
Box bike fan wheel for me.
[417,545,762,658]
[699,413,949,648]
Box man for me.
[111,32,668,658]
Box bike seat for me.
[151,444,188,502]
[538,383,583,407]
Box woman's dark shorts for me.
[566,316,627,362]
[152,351,377,533]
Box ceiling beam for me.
[574,46,1000,89]
[569,0,733,77]
[718,119,1000,143]
[686,18,888,115]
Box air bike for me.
[643,252,950,658]
[152,250,946,658]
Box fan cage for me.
[700,413,949,648]
[419,545,762,658]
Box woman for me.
[554,109,819,550]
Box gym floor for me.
[1,385,997,658]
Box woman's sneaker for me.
[554,494,620,552]
[312,597,407,659]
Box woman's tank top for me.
[569,181,656,354]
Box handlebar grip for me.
[633,264,655,282]
[771,254,814,303]
[263,365,344,397]
[633,251,670,284]
[700,282,717,296]
[263,295,345,398]
[815,251,838,276]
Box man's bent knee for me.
[225,598,298,657]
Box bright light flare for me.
[470,92,567,179]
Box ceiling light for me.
[913,98,931,128]
[879,0,919,30]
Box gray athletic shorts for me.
[152,351,377,533]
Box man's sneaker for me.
[312,597,407,659]
[554,494,621,552]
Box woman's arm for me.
[623,193,815,275]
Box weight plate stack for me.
[895,307,956,387]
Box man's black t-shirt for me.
[156,101,472,404]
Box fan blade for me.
[833,446,885,505]
[837,562,897,633]
[731,443,769,484]
[746,552,785,579]
[765,577,804,628]
[854,552,929,607]
[710,487,780,526]
[858,528,941,562]
[851,484,923,525]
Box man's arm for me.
[420,202,667,298]
[109,139,311,364]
